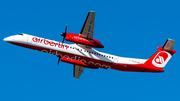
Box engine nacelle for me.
[65,33,104,48]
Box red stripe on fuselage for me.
[9,42,164,73]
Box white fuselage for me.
[4,34,147,67]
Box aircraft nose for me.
[3,37,12,42]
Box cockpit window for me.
[19,34,23,35]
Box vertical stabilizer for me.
[144,39,176,69]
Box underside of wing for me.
[80,11,95,39]
[73,65,85,79]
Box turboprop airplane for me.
[3,11,176,79]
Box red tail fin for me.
[144,39,176,69]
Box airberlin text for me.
[32,37,68,49]
[32,37,111,69]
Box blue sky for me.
[1,0,180,101]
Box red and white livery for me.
[3,11,176,79]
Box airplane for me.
[3,11,176,79]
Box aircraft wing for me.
[73,65,84,79]
[80,11,95,39]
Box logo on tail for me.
[152,51,171,68]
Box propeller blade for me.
[62,36,65,44]
[65,25,67,33]
[57,57,61,65]
[62,25,67,45]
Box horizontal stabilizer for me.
[162,39,175,51]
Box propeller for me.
[57,56,61,65]
[57,25,67,65]
[61,25,67,45]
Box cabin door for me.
[27,35,32,44]
[113,56,119,63]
